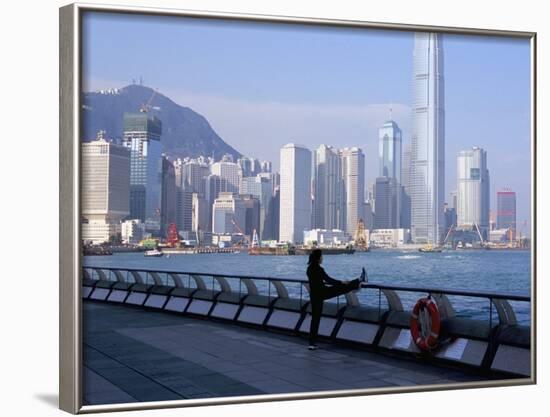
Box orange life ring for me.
[409,297,441,351]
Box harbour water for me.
[84,249,532,324]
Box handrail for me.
[82,265,531,303]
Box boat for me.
[144,249,163,257]
[294,246,355,255]
[418,244,443,253]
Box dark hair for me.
[307,249,323,266]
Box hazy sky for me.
[82,12,532,231]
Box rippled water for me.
[84,249,532,324]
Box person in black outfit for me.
[306,249,366,350]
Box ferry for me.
[144,249,163,257]
[418,244,443,253]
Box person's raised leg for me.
[322,279,360,300]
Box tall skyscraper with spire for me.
[410,32,445,244]
[376,118,403,229]
[378,118,402,180]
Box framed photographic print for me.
[59,2,536,414]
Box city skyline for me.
[82,12,532,232]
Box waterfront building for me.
[279,144,312,243]
[496,189,517,240]
[211,233,246,248]
[369,228,410,248]
[410,32,445,244]
[212,192,246,234]
[82,132,130,244]
[313,145,343,230]
[121,219,145,245]
[211,160,242,194]
[374,177,400,229]
[339,147,365,238]
[490,228,510,243]
[122,112,163,234]
[457,147,490,240]
[161,156,177,237]
[303,229,350,246]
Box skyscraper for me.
[211,160,242,194]
[410,32,445,244]
[279,144,312,243]
[82,132,130,244]
[379,120,402,180]
[374,177,400,229]
[339,147,365,237]
[497,190,517,240]
[174,159,210,194]
[399,138,412,230]
[212,192,246,234]
[122,112,163,234]
[160,156,177,237]
[377,119,403,229]
[204,174,228,232]
[241,175,273,240]
[457,147,490,240]
[313,145,342,230]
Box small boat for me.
[418,244,443,253]
[144,249,163,257]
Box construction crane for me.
[140,89,157,113]
[251,229,260,248]
[517,219,529,248]
[474,223,485,247]
[442,225,455,247]
[353,219,369,250]
[230,218,249,246]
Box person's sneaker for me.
[308,344,319,351]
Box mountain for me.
[82,84,241,161]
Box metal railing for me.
[83,265,531,325]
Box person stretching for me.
[306,249,366,350]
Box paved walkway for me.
[83,301,488,405]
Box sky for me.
[82,11,532,233]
